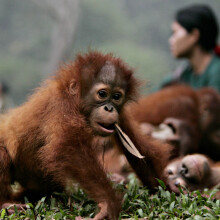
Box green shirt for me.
[160,55,220,92]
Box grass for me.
[1,174,220,220]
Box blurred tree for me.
[32,0,80,75]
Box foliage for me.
[1,174,220,219]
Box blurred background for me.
[0,0,220,106]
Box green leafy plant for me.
[1,175,219,219]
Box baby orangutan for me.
[0,51,171,219]
[165,154,220,193]
[132,85,220,160]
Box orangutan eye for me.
[112,93,122,101]
[98,90,108,99]
[180,164,188,176]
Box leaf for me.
[137,208,144,217]
[1,209,6,218]
[50,198,56,209]
[26,203,34,209]
[156,178,166,190]
[14,204,18,215]
[194,215,203,220]
[209,189,219,200]
[169,201,175,211]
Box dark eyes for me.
[179,164,197,183]
[112,93,122,101]
[98,90,108,99]
[180,164,188,176]
[97,90,123,102]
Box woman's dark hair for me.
[175,4,219,52]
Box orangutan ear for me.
[69,80,79,96]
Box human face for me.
[169,21,198,58]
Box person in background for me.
[160,4,220,92]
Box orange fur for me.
[0,51,171,219]
[129,85,220,159]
